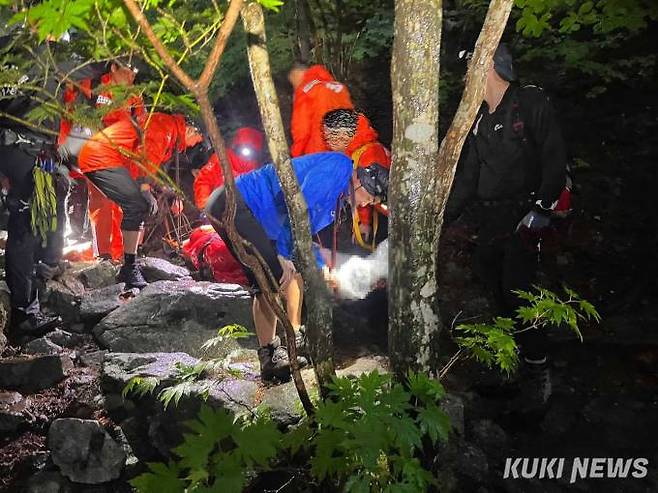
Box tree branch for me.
[121,0,196,90]
[197,0,245,91]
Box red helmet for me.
[231,127,264,159]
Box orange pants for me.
[87,180,124,260]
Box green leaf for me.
[257,0,284,12]
[122,376,159,399]
[418,404,451,444]
[130,461,185,493]
[233,418,282,467]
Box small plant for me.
[452,287,600,375]
[130,371,451,492]
[123,325,252,410]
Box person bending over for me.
[205,151,389,383]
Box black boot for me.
[117,263,147,290]
[294,325,308,358]
[10,311,62,341]
[258,336,292,383]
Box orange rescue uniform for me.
[290,65,353,157]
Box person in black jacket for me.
[447,43,568,412]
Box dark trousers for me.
[472,202,547,361]
[86,167,148,231]
[0,145,41,316]
[205,186,282,293]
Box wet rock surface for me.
[93,281,255,358]
[0,355,73,393]
[137,257,191,282]
[79,283,127,323]
[48,418,126,484]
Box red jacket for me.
[194,128,264,209]
[96,73,146,127]
[290,65,353,157]
[346,114,391,226]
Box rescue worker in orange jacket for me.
[193,127,265,209]
[58,61,144,261]
[288,63,353,157]
[78,113,202,288]
[322,109,391,250]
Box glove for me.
[140,187,159,216]
[516,209,550,232]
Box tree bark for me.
[435,0,515,213]
[389,0,443,376]
[123,0,317,414]
[293,0,314,61]
[388,0,515,377]
[241,2,337,396]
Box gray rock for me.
[80,284,127,323]
[455,442,489,483]
[48,418,126,484]
[137,257,191,282]
[0,354,73,392]
[24,337,63,355]
[101,351,199,393]
[260,380,303,427]
[442,393,465,436]
[0,329,6,355]
[204,378,259,415]
[46,329,84,348]
[77,261,119,289]
[79,350,107,370]
[0,390,31,433]
[93,281,256,358]
[42,272,85,323]
[469,419,508,456]
[25,470,73,493]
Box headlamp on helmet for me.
[356,163,389,201]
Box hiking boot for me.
[258,336,292,383]
[35,261,65,281]
[507,359,552,416]
[117,263,147,290]
[11,311,62,340]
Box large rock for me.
[42,273,85,323]
[80,283,127,323]
[48,418,126,484]
[24,337,63,355]
[260,381,304,427]
[102,351,200,394]
[24,470,73,493]
[76,260,119,289]
[93,281,255,358]
[137,257,191,282]
[0,354,73,392]
[0,391,31,433]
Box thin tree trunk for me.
[123,0,316,414]
[389,0,443,376]
[241,2,337,397]
[388,0,515,377]
[435,0,515,214]
[293,0,314,61]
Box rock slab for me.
[80,283,127,322]
[93,281,255,358]
[137,257,191,282]
[0,391,30,433]
[49,418,126,484]
[0,355,73,392]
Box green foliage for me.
[455,287,600,374]
[131,405,283,493]
[130,371,450,492]
[200,324,254,353]
[122,376,159,399]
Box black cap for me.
[493,43,516,82]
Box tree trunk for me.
[241,2,337,396]
[389,0,443,376]
[388,0,515,377]
[293,0,314,61]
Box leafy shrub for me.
[130,370,451,492]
